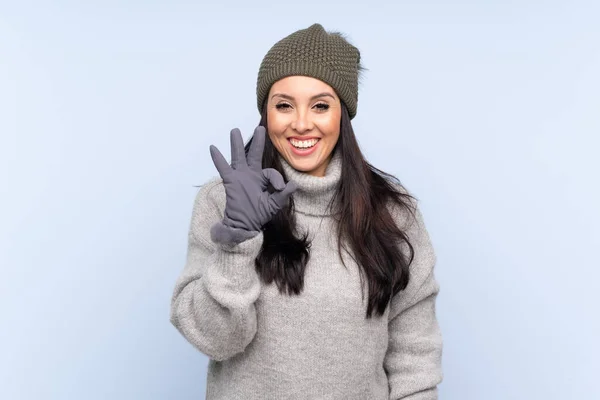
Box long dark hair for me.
[244,101,417,319]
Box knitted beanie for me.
[256,23,362,120]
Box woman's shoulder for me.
[192,176,227,216]
[384,179,420,231]
[187,177,227,245]
[385,179,437,295]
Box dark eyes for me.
[275,102,330,111]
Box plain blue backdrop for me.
[1,1,598,399]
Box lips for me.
[288,137,320,156]
[289,138,320,149]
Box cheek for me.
[267,113,287,139]
[320,113,341,139]
[266,119,286,152]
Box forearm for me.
[386,280,443,399]
[170,231,264,361]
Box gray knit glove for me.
[209,126,298,245]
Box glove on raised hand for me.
[209,126,298,245]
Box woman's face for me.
[266,76,342,177]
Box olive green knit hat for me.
[256,23,362,120]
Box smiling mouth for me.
[289,138,320,149]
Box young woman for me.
[170,23,443,399]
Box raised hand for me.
[209,126,297,244]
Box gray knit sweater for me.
[170,149,443,399]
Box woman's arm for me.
[385,205,443,399]
[169,178,263,361]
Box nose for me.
[290,109,313,133]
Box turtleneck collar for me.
[278,148,342,217]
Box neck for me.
[278,149,342,216]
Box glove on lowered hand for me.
[209,126,298,245]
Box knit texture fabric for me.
[170,149,443,399]
[256,23,362,119]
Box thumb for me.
[262,168,286,191]
[268,180,298,211]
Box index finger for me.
[209,145,232,179]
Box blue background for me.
[1,1,598,399]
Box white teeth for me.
[290,138,319,149]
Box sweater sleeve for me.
[384,205,443,400]
[169,178,264,361]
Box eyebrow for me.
[270,92,336,101]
